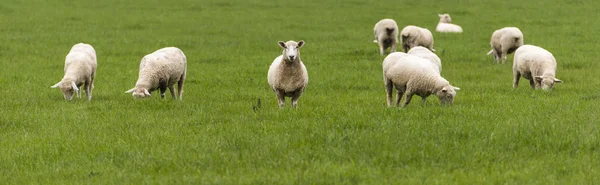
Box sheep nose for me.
[289,56,295,60]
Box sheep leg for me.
[159,87,167,99]
[291,90,303,108]
[529,79,536,89]
[395,87,406,107]
[378,40,385,56]
[421,96,428,105]
[390,42,397,53]
[513,71,521,88]
[177,74,185,100]
[275,90,285,108]
[385,80,394,107]
[168,86,176,99]
[84,79,92,101]
[500,49,508,64]
[77,86,81,99]
[401,91,414,108]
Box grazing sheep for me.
[436,13,463,33]
[407,46,442,73]
[513,45,562,91]
[383,52,459,107]
[267,40,308,108]
[373,19,399,56]
[51,43,97,101]
[487,27,524,64]
[125,47,187,99]
[400,25,435,52]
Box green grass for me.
[1,0,599,184]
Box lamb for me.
[373,19,399,56]
[400,25,435,52]
[407,46,442,73]
[436,13,463,33]
[513,45,562,91]
[125,47,187,99]
[487,27,524,64]
[267,40,308,108]
[383,52,459,107]
[50,43,97,101]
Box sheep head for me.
[125,87,151,98]
[278,40,305,63]
[436,85,460,106]
[535,76,562,91]
[438,14,452,23]
[50,81,79,101]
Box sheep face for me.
[535,76,562,91]
[438,14,451,23]
[125,88,152,98]
[436,86,460,105]
[51,81,79,101]
[278,40,305,62]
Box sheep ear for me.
[438,14,443,17]
[50,82,61,88]
[554,78,563,83]
[297,40,305,48]
[125,88,135,93]
[71,81,79,91]
[441,87,448,93]
[144,89,151,96]
[453,86,461,91]
[278,41,287,49]
[534,76,543,81]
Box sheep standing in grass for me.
[125,47,187,99]
[373,19,399,56]
[267,40,308,108]
[400,25,435,52]
[407,46,442,73]
[383,52,459,107]
[513,45,562,91]
[436,14,463,33]
[51,43,97,101]
[487,27,524,64]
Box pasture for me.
[0,0,599,184]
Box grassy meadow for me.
[1,0,599,184]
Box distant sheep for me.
[51,43,97,101]
[125,47,187,99]
[373,19,399,56]
[513,45,562,90]
[400,25,435,52]
[487,27,524,64]
[268,40,309,108]
[436,14,463,33]
[383,52,459,107]
[407,46,442,73]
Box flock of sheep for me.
[51,14,562,108]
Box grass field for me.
[1,0,599,184]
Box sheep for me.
[400,25,435,52]
[373,19,399,56]
[125,47,187,99]
[383,52,460,107]
[513,45,562,91]
[487,27,524,64]
[436,13,463,33]
[407,46,442,73]
[267,40,308,108]
[50,43,97,101]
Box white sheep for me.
[383,52,459,107]
[487,27,524,64]
[125,47,187,99]
[400,25,435,52]
[51,43,97,101]
[373,19,399,56]
[267,40,308,108]
[407,46,442,73]
[513,45,562,90]
[436,14,463,33]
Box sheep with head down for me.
[51,43,97,101]
[373,18,399,56]
[125,47,187,100]
[267,40,308,108]
[400,25,435,52]
[487,27,524,64]
[513,45,562,91]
